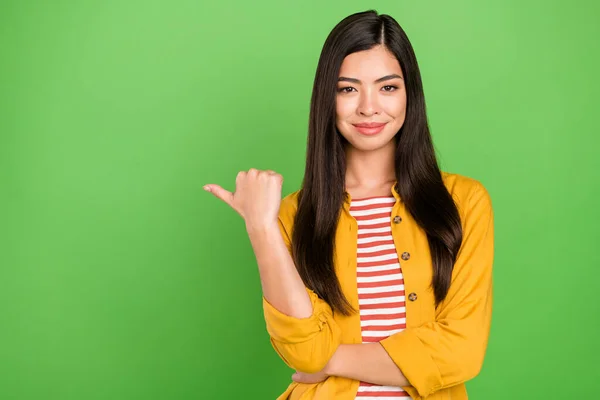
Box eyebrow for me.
[337,74,403,84]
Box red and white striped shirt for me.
[350,195,412,400]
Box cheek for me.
[336,97,355,120]
[383,94,407,117]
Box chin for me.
[339,125,399,152]
[346,135,396,152]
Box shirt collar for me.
[342,181,400,212]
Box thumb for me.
[204,184,235,209]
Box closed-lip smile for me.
[351,121,388,136]
[353,122,387,128]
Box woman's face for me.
[335,45,407,152]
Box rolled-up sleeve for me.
[262,194,342,373]
[379,182,495,398]
[263,288,342,373]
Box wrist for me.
[245,221,280,238]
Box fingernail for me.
[203,185,211,192]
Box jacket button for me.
[408,292,418,301]
[393,215,402,224]
[401,252,410,261]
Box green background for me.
[1,0,599,399]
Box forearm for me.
[325,343,409,387]
[246,223,312,318]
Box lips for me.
[353,122,387,128]
[352,122,388,135]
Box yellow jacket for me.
[263,172,494,400]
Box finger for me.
[292,372,313,382]
[264,170,283,185]
[236,171,246,184]
[204,184,234,208]
[292,373,322,384]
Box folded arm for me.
[264,182,494,394]
[324,343,409,387]
[306,183,494,398]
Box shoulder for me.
[280,189,300,215]
[278,189,301,233]
[441,171,487,197]
[441,171,493,221]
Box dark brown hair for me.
[292,10,463,315]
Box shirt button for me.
[408,292,418,301]
[393,215,402,224]
[401,252,410,261]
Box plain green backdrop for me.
[1,0,599,399]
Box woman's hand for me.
[292,370,329,384]
[292,360,331,384]
[204,168,283,230]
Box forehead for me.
[338,45,403,79]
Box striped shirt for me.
[350,195,412,400]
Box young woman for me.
[204,10,494,400]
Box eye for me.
[337,86,356,93]
[382,85,398,92]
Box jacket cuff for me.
[263,288,334,344]
[379,329,443,397]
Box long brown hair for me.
[292,10,463,315]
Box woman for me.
[204,10,494,400]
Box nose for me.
[357,88,380,116]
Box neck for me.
[344,139,396,190]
